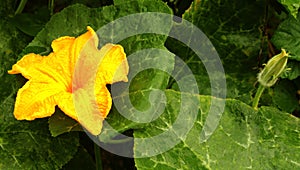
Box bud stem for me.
[252,84,265,110]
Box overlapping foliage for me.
[0,0,299,169]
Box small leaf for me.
[48,109,83,137]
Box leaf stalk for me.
[15,0,28,15]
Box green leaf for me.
[48,109,83,137]
[0,116,79,170]
[166,0,264,104]
[10,7,50,36]
[277,0,300,18]
[272,15,300,61]
[182,0,264,74]
[23,1,173,136]
[272,80,298,113]
[134,90,300,169]
[23,1,172,55]
[0,21,30,102]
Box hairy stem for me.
[252,84,265,110]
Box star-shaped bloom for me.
[8,26,129,135]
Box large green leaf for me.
[183,0,264,74]
[134,90,300,169]
[0,18,79,170]
[0,115,79,169]
[166,0,264,104]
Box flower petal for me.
[56,92,78,121]
[94,86,112,119]
[8,53,70,89]
[8,53,47,80]
[96,43,129,84]
[51,36,75,52]
[71,26,98,65]
[13,81,62,120]
[7,26,97,88]
[57,87,109,135]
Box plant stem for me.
[94,143,103,170]
[252,84,265,110]
[48,0,54,15]
[15,0,28,15]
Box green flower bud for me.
[258,49,288,87]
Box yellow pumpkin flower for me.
[8,26,129,135]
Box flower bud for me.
[258,49,288,87]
